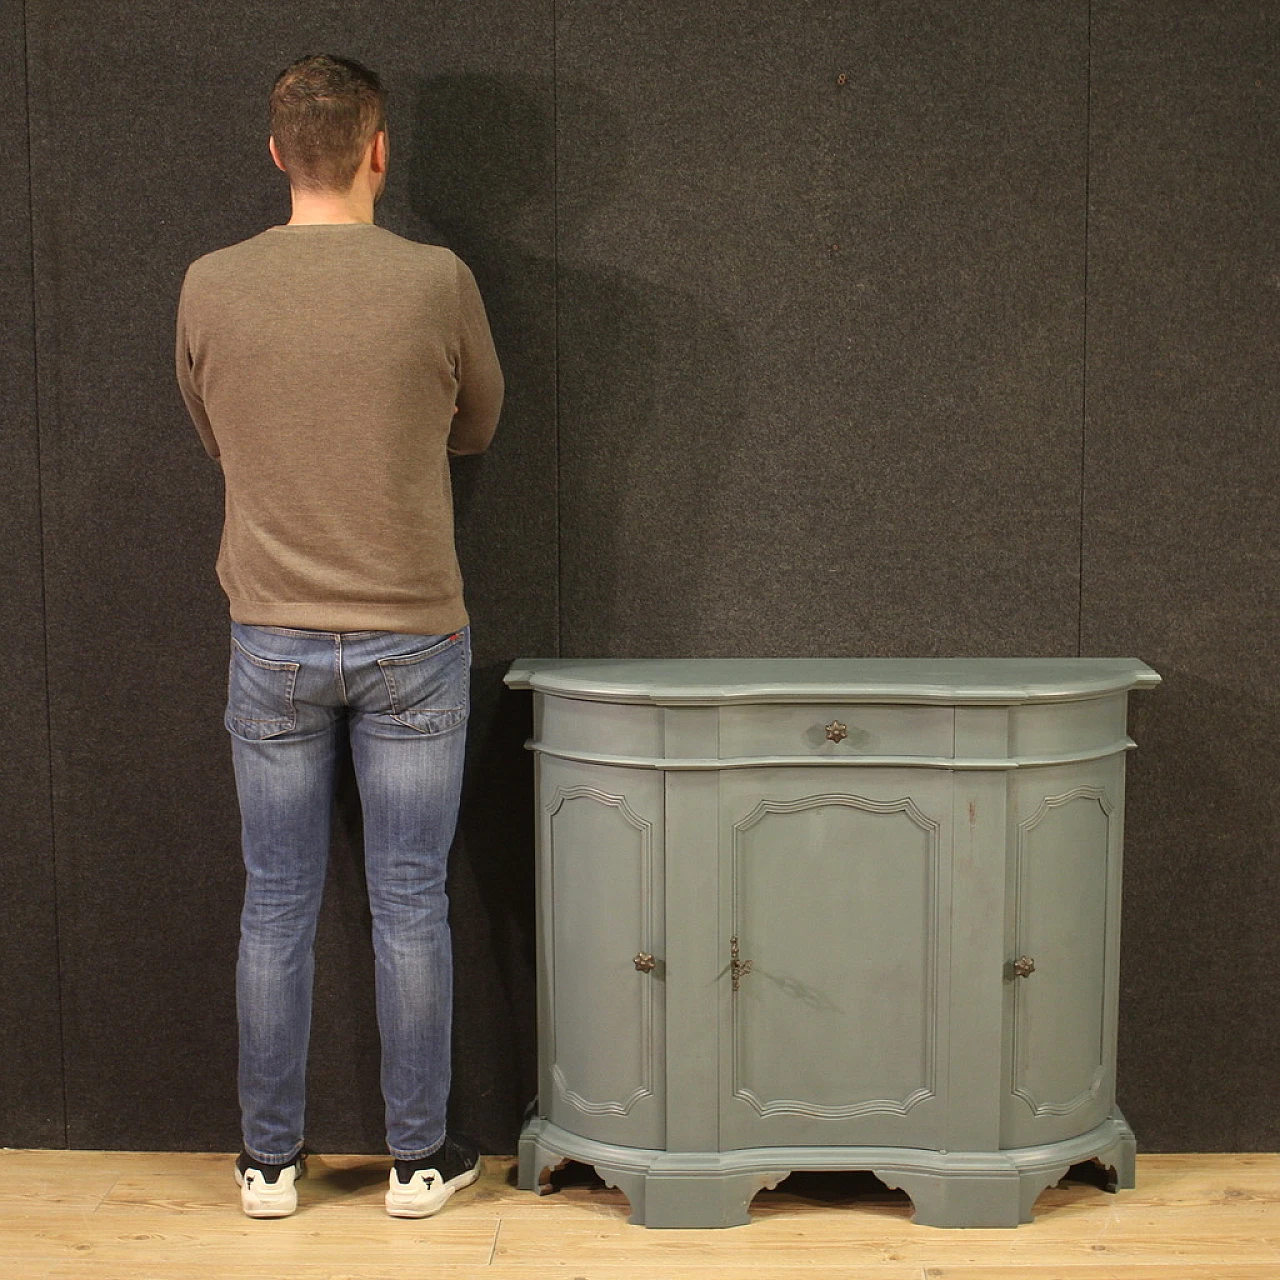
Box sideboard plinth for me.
[518,1111,1137,1229]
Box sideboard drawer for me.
[538,694,663,760]
[717,703,954,761]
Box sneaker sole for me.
[385,1161,481,1219]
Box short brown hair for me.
[269,54,386,193]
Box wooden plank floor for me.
[0,1150,1276,1279]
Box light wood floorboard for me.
[0,1151,1275,1279]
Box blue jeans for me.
[226,622,470,1164]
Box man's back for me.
[176,223,503,634]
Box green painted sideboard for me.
[503,658,1161,1229]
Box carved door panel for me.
[538,758,665,1149]
[1001,759,1123,1149]
[718,767,952,1150]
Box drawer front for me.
[1007,693,1130,759]
[718,703,954,761]
[537,693,663,760]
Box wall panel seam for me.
[553,0,562,658]
[22,0,70,1148]
[1077,0,1092,659]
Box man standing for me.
[175,54,503,1220]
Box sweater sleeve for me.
[175,273,220,460]
[447,255,504,456]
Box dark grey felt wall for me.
[0,0,63,1149]
[1084,2,1280,1151]
[557,1,1089,659]
[3,0,1275,1155]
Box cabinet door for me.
[719,767,952,1150]
[1001,758,1123,1149]
[538,758,665,1149]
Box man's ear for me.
[370,130,388,174]
[268,136,287,173]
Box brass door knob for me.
[825,720,849,743]
[1012,955,1036,979]
[634,952,656,973]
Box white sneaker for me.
[235,1151,306,1218]
[385,1136,481,1218]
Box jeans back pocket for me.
[226,637,300,740]
[376,632,469,735]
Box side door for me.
[1001,755,1125,1149]
[538,756,666,1150]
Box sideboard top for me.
[503,658,1161,705]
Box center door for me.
[718,767,953,1151]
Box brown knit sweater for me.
[176,223,503,634]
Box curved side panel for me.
[542,762,665,1148]
[1006,779,1113,1145]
